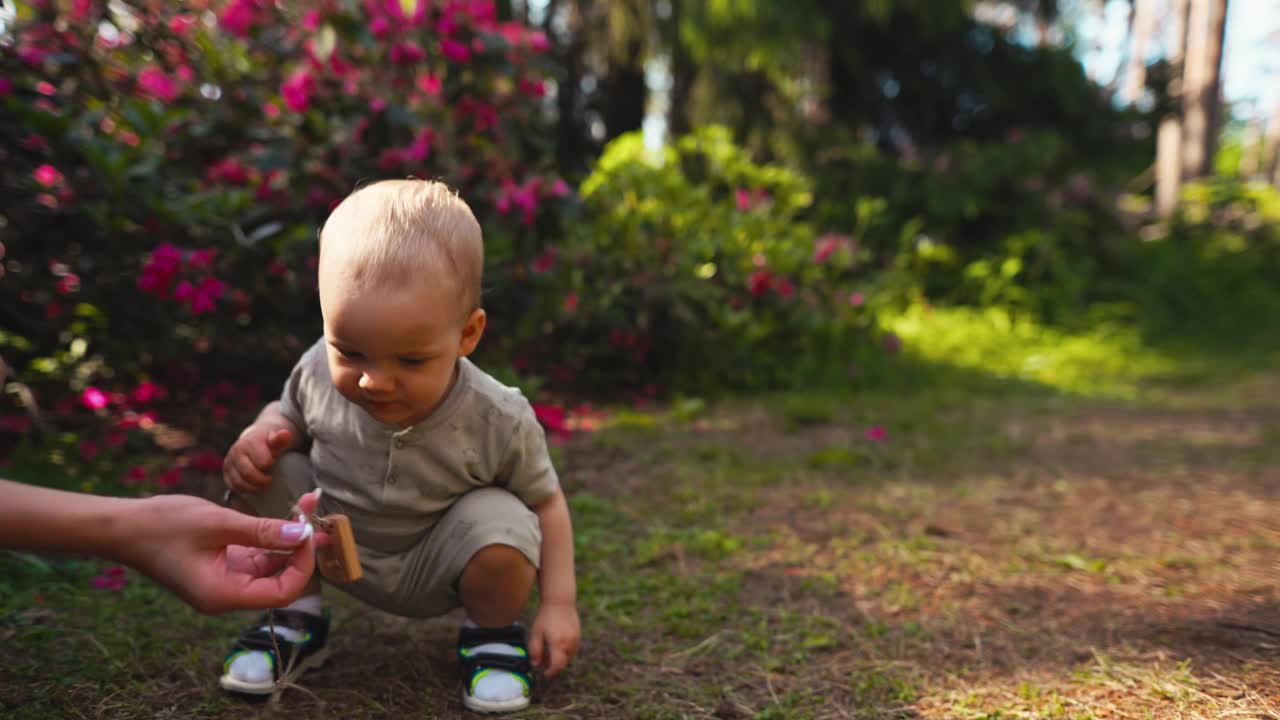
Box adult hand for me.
[115,489,328,614]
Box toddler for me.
[218,179,579,714]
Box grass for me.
[4,307,1280,718]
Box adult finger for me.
[225,540,317,610]
[213,506,311,551]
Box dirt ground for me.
[3,371,1280,719]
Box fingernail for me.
[281,522,308,543]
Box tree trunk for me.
[1264,97,1280,185]
[1119,0,1156,105]
[553,0,588,177]
[601,34,647,142]
[666,0,695,137]
[1180,0,1229,181]
[1155,0,1190,217]
[1199,0,1230,175]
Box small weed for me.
[777,395,838,431]
[852,667,918,704]
[806,446,869,469]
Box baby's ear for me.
[458,308,487,357]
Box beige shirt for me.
[279,338,559,552]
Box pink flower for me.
[20,46,47,66]
[132,382,165,405]
[137,67,178,103]
[865,426,887,442]
[882,332,902,354]
[813,234,846,263]
[173,280,194,302]
[774,277,795,300]
[169,14,197,35]
[219,0,258,37]
[748,270,771,297]
[281,69,315,113]
[531,247,556,274]
[206,156,250,184]
[735,188,753,212]
[186,248,218,271]
[22,134,49,151]
[550,178,571,197]
[187,451,224,473]
[512,183,538,225]
[563,293,578,313]
[91,565,128,591]
[176,65,195,83]
[303,9,322,30]
[441,38,472,62]
[78,439,100,461]
[849,292,866,307]
[105,431,126,447]
[71,0,94,21]
[36,81,55,96]
[81,387,109,411]
[417,73,442,97]
[123,465,147,485]
[155,466,183,489]
[0,78,11,96]
[528,30,550,53]
[518,78,545,97]
[369,96,387,112]
[34,164,63,188]
[263,101,281,119]
[370,16,392,37]
[0,415,33,434]
[189,276,227,314]
[55,274,79,295]
[407,129,433,161]
[532,403,569,437]
[391,43,426,65]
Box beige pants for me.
[239,453,542,618]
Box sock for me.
[225,594,324,684]
[462,619,528,703]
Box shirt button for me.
[394,438,406,449]
[388,472,398,485]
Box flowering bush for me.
[502,127,881,394]
[0,0,567,487]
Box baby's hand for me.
[529,602,580,678]
[224,425,293,494]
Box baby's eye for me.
[338,348,363,360]
[400,357,428,366]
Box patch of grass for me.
[852,666,919,705]
[772,394,838,431]
[885,304,1181,398]
[806,446,870,470]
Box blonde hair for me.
[318,179,483,317]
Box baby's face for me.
[320,279,484,428]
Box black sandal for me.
[219,609,331,695]
[458,624,533,713]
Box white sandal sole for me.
[462,689,531,714]
[219,647,331,695]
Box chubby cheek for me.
[328,362,363,403]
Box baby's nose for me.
[358,370,393,391]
